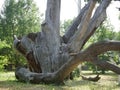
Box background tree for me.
[0,0,41,70]
[13,0,120,84]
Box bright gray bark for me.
[14,0,120,84]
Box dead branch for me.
[81,74,101,82]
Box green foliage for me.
[0,0,41,43]
[71,68,80,77]
[60,19,73,36]
[0,40,27,71]
[0,0,41,70]
[0,41,9,70]
[89,20,115,42]
[116,31,120,40]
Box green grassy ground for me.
[0,71,120,90]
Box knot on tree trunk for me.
[27,33,37,42]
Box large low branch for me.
[15,40,120,84]
[85,40,120,56]
[91,59,120,74]
[56,40,120,81]
[85,40,120,74]
[15,67,56,84]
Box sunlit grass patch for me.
[0,72,15,81]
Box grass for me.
[0,71,120,90]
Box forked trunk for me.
[14,0,120,84]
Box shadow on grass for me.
[0,80,69,90]
[0,79,120,90]
[0,71,120,90]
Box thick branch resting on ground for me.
[15,40,120,83]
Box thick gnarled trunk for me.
[14,0,120,84]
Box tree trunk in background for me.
[14,0,120,84]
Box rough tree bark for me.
[14,0,120,84]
